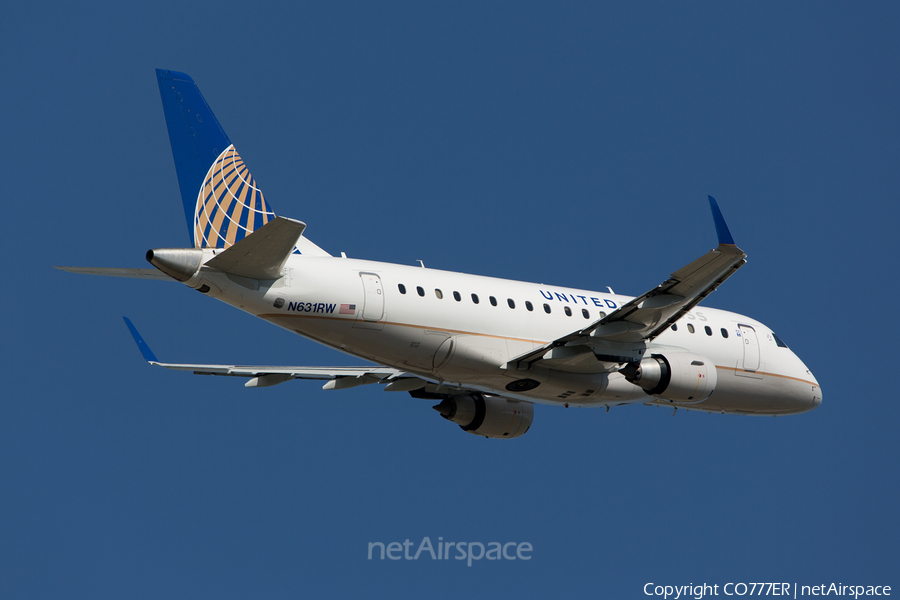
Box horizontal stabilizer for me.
[205,216,306,280]
[55,266,176,281]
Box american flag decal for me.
[340,304,356,315]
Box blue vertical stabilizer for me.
[157,69,231,245]
[156,69,274,249]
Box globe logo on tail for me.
[194,145,275,249]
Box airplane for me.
[57,69,822,440]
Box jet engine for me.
[620,352,717,403]
[432,393,533,439]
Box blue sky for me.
[2,2,898,598]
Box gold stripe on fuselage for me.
[259,312,819,388]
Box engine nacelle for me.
[621,352,717,403]
[433,393,534,439]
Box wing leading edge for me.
[507,197,747,370]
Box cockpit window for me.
[772,332,788,348]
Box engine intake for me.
[433,393,533,439]
[621,352,717,403]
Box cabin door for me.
[739,324,760,372]
[355,272,385,330]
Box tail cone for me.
[146,248,203,282]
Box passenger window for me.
[543,303,551,314]
[435,289,443,299]
[398,284,407,294]
[508,298,515,309]
[687,323,695,333]
[471,293,479,304]
[417,286,425,297]
[453,291,461,302]
[705,326,712,336]
[564,306,572,317]
[489,296,498,307]
[720,328,728,338]
[525,301,533,311]
[582,309,590,319]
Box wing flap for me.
[594,243,746,342]
[666,243,745,297]
[144,362,402,380]
[123,317,405,388]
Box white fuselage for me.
[192,254,821,415]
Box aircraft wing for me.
[507,197,747,370]
[123,317,408,388]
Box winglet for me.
[123,317,159,363]
[708,195,735,246]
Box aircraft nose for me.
[793,358,822,412]
[811,385,822,409]
[806,366,822,410]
